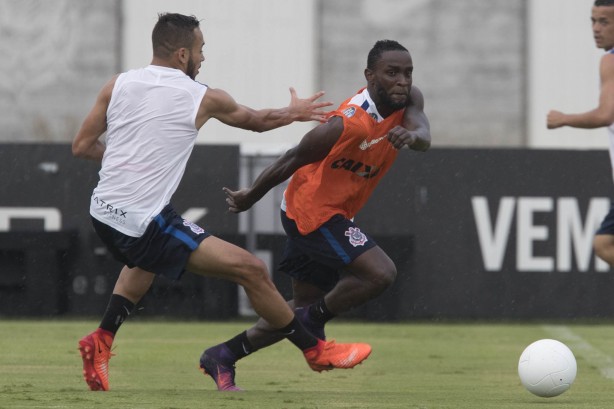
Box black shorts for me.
[597,203,614,235]
[278,210,377,291]
[92,204,210,280]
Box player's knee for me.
[236,256,271,288]
[381,265,397,288]
[369,264,397,293]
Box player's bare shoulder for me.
[99,74,120,104]
[601,51,614,75]
[196,87,239,128]
[408,85,425,109]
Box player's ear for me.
[364,68,373,83]
[177,48,190,64]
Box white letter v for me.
[472,197,516,271]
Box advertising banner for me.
[359,148,614,319]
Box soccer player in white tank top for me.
[72,13,371,392]
[548,0,614,267]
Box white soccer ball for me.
[518,339,577,398]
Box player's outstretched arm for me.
[224,116,344,213]
[72,75,118,162]
[547,53,614,130]
[387,85,431,151]
[198,87,332,132]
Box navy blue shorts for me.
[597,203,614,235]
[92,204,210,280]
[278,210,377,291]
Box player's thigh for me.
[346,245,397,282]
[186,235,265,281]
[594,233,614,253]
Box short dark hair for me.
[367,40,408,70]
[595,0,614,6]
[152,13,201,58]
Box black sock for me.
[308,298,336,324]
[99,294,135,335]
[224,331,253,361]
[279,317,318,351]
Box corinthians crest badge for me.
[345,227,367,247]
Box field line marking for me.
[542,325,614,380]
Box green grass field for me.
[1,320,614,408]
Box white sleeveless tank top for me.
[90,65,207,237]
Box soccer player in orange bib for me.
[201,40,431,390]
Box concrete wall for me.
[319,0,527,147]
[0,0,120,143]
[529,0,606,149]
[0,0,607,150]
[122,0,318,154]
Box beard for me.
[186,57,197,80]
[374,83,410,110]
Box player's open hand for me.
[223,187,254,213]
[387,125,417,149]
[288,87,333,123]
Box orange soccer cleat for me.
[78,329,114,391]
[304,339,372,372]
